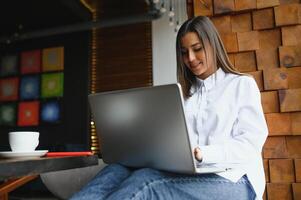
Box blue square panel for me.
[20,75,40,100]
[41,100,61,123]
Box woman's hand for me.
[194,147,203,162]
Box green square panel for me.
[41,73,64,98]
[0,103,16,126]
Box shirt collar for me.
[191,68,226,93]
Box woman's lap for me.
[70,164,132,200]
[70,164,255,200]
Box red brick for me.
[237,31,259,51]
[279,0,299,4]
[265,113,292,136]
[256,49,279,70]
[261,91,280,113]
[257,0,280,9]
[291,112,301,135]
[264,159,270,182]
[247,71,264,91]
[295,159,301,182]
[267,183,293,200]
[287,136,301,158]
[279,88,301,112]
[252,8,275,30]
[292,183,301,200]
[279,45,301,67]
[269,159,295,183]
[259,29,281,49]
[211,15,232,34]
[234,0,256,11]
[274,4,301,26]
[263,136,289,158]
[282,25,301,46]
[234,52,256,72]
[263,188,267,200]
[263,68,288,90]
[194,0,213,16]
[280,46,301,68]
[231,13,252,32]
[287,67,301,89]
[220,33,238,53]
[213,0,235,14]
[228,53,235,66]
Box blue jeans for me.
[70,164,255,200]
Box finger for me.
[194,148,202,161]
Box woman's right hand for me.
[194,147,203,162]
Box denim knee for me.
[105,163,127,171]
[99,163,130,175]
[131,168,162,179]
[131,176,254,200]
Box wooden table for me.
[0,155,99,200]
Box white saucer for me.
[0,150,48,159]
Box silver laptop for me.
[88,83,227,174]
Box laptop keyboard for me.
[196,162,218,168]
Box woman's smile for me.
[189,61,203,69]
[180,32,215,79]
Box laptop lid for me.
[88,84,198,174]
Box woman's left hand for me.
[194,147,203,162]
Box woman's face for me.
[180,32,215,80]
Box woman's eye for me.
[194,47,203,52]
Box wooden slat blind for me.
[81,0,153,154]
[95,23,152,92]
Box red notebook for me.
[46,151,93,157]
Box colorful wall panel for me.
[0,77,19,101]
[41,100,61,124]
[41,73,64,98]
[20,75,40,100]
[0,55,18,77]
[18,101,40,126]
[0,103,16,126]
[42,47,64,72]
[0,46,64,127]
[20,50,41,74]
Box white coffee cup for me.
[9,131,39,152]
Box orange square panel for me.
[18,101,40,126]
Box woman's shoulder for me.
[225,73,258,91]
[226,72,255,83]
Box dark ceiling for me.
[0,0,160,44]
[0,0,91,41]
[0,0,91,40]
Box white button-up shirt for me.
[184,68,268,200]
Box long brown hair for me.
[176,16,243,98]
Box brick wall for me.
[192,0,301,199]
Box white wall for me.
[152,1,187,86]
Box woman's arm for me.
[196,77,268,164]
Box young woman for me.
[70,16,268,200]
